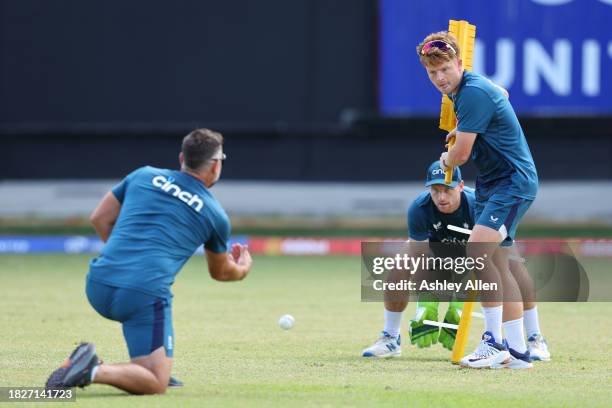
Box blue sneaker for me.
[168,376,184,388]
[459,331,510,369]
[45,367,68,390]
[492,340,533,369]
[362,331,401,358]
[46,343,99,390]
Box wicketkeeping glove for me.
[409,299,439,348]
[439,300,464,351]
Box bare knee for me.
[130,347,172,395]
[153,382,168,395]
[384,301,407,312]
[142,379,167,395]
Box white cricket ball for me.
[278,314,295,330]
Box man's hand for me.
[439,152,449,171]
[206,243,252,282]
[229,243,252,279]
[445,128,457,147]
[409,301,439,348]
[439,301,463,350]
[440,128,457,171]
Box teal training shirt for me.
[450,71,538,200]
[88,166,230,298]
[408,187,476,244]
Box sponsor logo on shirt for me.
[441,236,468,245]
[152,175,204,212]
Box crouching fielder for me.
[45,129,253,394]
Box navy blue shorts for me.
[474,193,533,247]
[86,278,174,359]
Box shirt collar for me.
[448,70,468,100]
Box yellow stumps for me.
[439,20,476,185]
[451,292,476,364]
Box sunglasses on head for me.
[211,153,226,162]
[421,40,456,56]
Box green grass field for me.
[1,254,611,407]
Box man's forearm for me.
[89,192,121,243]
[214,263,248,281]
[443,130,476,168]
[92,221,114,243]
[446,148,469,167]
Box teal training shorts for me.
[86,277,174,358]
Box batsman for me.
[417,23,539,369]
[363,20,549,368]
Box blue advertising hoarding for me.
[379,0,612,116]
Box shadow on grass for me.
[76,386,188,399]
[75,390,132,399]
[409,355,454,363]
[325,355,450,364]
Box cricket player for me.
[417,31,539,369]
[362,162,549,362]
[45,129,253,394]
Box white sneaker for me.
[459,331,510,369]
[362,331,401,358]
[491,341,533,369]
[527,334,551,361]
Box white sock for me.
[523,306,541,338]
[383,309,403,338]
[482,306,503,342]
[503,317,527,353]
[91,364,100,382]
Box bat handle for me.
[444,135,456,184]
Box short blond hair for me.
[416,31,460,66]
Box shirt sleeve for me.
[407,201,430,241]
[204,212,230,253]
[111,167,143,203]
[456,87,496,134]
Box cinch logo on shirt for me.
[431,168,445,176]
[152,175,204,212]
